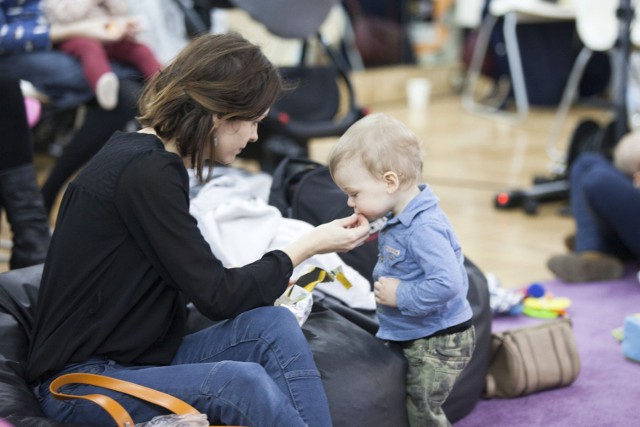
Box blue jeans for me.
[33,306,332,427]
[570,152,640,259]
[0,51,140,109]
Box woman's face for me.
[213,111,268,165]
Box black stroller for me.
[174,0,367,171]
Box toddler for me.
[43,0,162,110]
[329,113,475,427]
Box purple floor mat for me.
[455,268,640,427]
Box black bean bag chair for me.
[0,259,491,427]
[315,257,492,425]
[444,257,492,423]
[0,264,71,427]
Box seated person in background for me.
[0,75,51,269]
[548,132,640,282]
[0,0,142,215]
[42,0,162,110]
[27,32,370,427]
[328,113,475,427]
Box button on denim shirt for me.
[372,184,472,342]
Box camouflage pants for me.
[402,326,476,427]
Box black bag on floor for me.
[566,118,621,170]
[268,156,378,284]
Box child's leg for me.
[58,38,113,91]
[105,40,162,79]
[58,37,119,110]
[402,327,476,427]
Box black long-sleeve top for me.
[26,131,292,383]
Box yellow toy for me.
[522,295,572,318]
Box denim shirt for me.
[0,0,51,55]
[372,184,472,341]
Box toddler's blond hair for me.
[328,113,424,186]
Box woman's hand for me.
[314,214,370,254]
[283,214,370,267]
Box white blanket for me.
[189,169,375,310]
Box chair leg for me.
[546,47,593,169]
[502,11,528,122]
[462,12,527,123]
[462,14,498,113]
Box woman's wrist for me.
[282,231,319,268]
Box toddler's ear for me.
[382,171,399,193]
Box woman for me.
[0,0,141,214]
[27,32,370,427]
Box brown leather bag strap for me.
[49,372,201,427]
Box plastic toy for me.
[622,313,640,363]
[521,286,572,318]
[526,283,546,298]
[294,266,352,293]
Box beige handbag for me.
[483,318,581,398]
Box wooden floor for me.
[0,65,611,289]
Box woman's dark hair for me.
[137,32,283,181]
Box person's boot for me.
[564,233,576,252]
[0,164,51,269]
[547,251,624,283]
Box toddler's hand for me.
[123,16,144,39]
[374,277,399,307]
[90,17,128,41]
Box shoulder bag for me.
[49,372,244,427]
[483,317,581,398]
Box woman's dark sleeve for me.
[115,151,291,320]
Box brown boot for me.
[547,252,624,283]
[0,164,51,269]
[564,234,575,252]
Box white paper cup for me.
[406,78,432,110]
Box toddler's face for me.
[333,161,394,222]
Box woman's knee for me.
[242,306,299,331]
[252,306,305,343]
[186,362,305,427]
[267,305,300,327]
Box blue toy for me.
[527,283,546,298]
[622,314,640,363]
